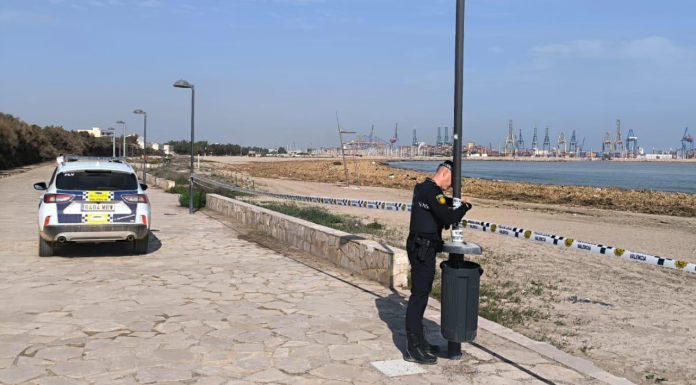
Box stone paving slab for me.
[0,166,609,384]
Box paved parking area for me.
[0,166,605,384]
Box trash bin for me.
[440,259,482,344]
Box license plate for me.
[82,204,115,212]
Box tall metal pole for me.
[123,123,127,158]
[143,114,147,183]
[112,134,115,158]
[336,112,350,187]
[189,87,195,214]
[452,0,465,199]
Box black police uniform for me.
[405,177,469,341]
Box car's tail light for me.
[122,194,149,203]
[44,216,51,226]
[141,215,147,226]
[44,194,75,203]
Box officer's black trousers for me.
[405,243,436,336]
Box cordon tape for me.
[192,174,696,275]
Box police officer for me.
[405,160,472,364]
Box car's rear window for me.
[56,171,138,191]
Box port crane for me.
[557,132,567,156]
[681,127,694,158]
[505,120,515,156]
[602,132,613,159]
[614,120,625,158]
[389,123,399,155]
[568,130,578,154]
[626,129,639,158]
[516,129,525,153]
[542,126,551,153]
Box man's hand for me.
[452,197,462,209]
[462,198,472,211]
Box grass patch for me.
[167,183,249,209]
[253,202,387,236]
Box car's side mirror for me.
[34,182,48,191]
[140,183,148,191]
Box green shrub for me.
[177,190,207,209]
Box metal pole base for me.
[448,341,462,360]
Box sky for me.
[1,0,694,151]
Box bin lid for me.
[443,241,482,255]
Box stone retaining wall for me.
[144,174,176,190]
[206,194,409,289]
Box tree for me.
[277,147,287,154]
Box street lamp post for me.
[438,0,484,361]
[134,109,147,182]
[173,79,195,214]
[335,113,355,187]
[116,120,126,158]
[107,127,115,157]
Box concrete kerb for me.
[206,193,409,289]
[396,287,635,385]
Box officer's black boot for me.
[420,332,441,354]
[405,333,437,365]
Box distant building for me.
[163,144,171,155]
[150,143,161,151]
[247,151,257,157]
[77,127,108,138]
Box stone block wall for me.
[206,194,409,289]
[144,173,176,190]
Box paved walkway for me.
[0,166,605,384]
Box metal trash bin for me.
[440,248,483,359]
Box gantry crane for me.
[542,126,551,153]
[679,127,694,159]
[602,132,613,158]
[626,129,638,158]
[614,120,625,158]
[557,132,567,155]
[505,120,515,156]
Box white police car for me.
[34,156,151,257]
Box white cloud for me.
[0,10,51,22]
[137,0,160,8]
[532,37,694,61]
[274,0,327,4]
[506,36,695,83]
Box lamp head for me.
[133,109,146,115]
[173,79,193,89]
[116,120,125,124]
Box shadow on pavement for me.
[50,232,162,258]
[375,292,557,383]
[375,292,446,358]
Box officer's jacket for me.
[409,178,467,237]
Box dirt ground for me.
[194,156,696,385]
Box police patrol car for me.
[34,156,151,257]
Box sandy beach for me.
[191,155,696,384]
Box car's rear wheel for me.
[132,234,149,255]
[39,236,54,257]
